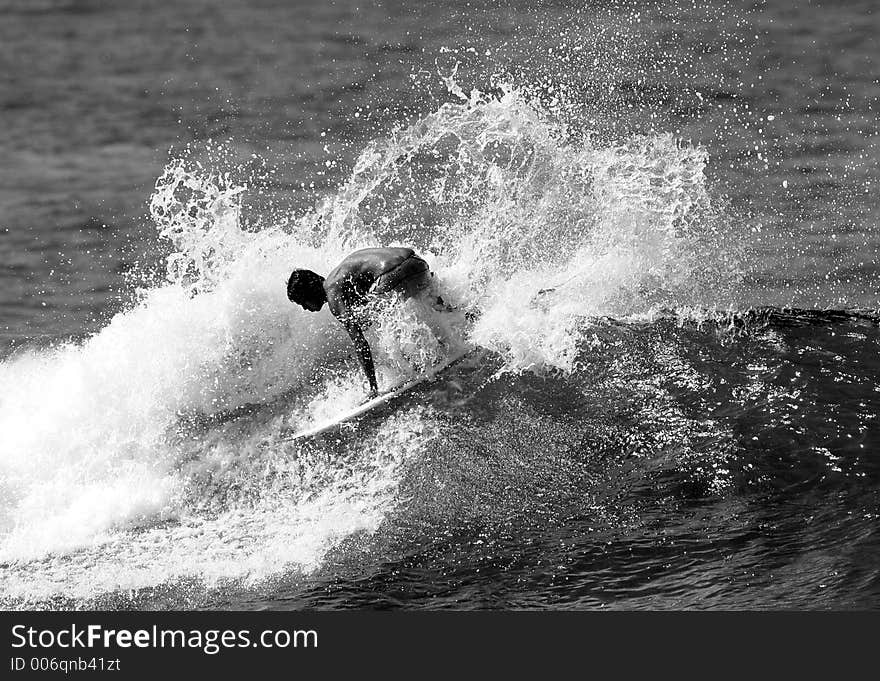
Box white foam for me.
[1,410,439,605]
[0,80,735,604]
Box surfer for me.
[287,247,443,399]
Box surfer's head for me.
[287,269,327,312]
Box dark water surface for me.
[1,0,879,609]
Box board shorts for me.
[372,254,432,298]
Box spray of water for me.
[0,78,737,606]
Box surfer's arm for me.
[328,287,379,398]
[342,317,379,398]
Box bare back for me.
[324,247,416,315]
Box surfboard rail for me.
[284,347,473,441]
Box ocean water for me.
[1,0,878,609]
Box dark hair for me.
[287,269,325,304]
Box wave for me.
[0,81,744,606]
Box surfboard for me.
[285,347,472,441]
